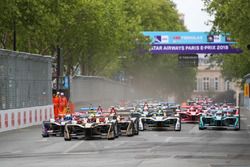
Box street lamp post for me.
[13,18,16,51]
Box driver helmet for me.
[64,114,72,121]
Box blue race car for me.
[199,108,240,130]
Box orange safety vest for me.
[53,96,59,118]
[58,96,67,116]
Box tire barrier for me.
[0,105,53,132]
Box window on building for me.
[225,80,230,91]
[215,77,219,90]
[203,77,209,91]
[194,79,197,91]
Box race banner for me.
[142,31,242,54]
[142,31,236,44]
[150,44,242,54]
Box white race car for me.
[141,109,181,131]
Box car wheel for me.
[199,127,205,130]
[42,133,49,137]
[64,131,71,141]
[108,125,115,140]
[127,124,134,137]
[114,122,119,138]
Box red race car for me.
[178,105,202,123]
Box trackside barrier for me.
[0,105,53,133]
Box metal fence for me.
[0,49,53,110]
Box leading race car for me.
[199,107,240,130]
[141,109,181,131]
[64,111,119,141]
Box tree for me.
[0,0,196,100]
[203,0,250,81]
[122,0,195,101]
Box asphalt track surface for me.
[1,109,250,167]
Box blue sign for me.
[63,76,69,89]
[142,31,236,45]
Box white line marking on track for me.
[241,117,248,120]
[63,141,84,154]
[11,150,22,154]
[164,137,172,143]
[37,138,48,142]
[106,141,126,148]
[188,125,199,134]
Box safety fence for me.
[0,49,52,110]
[0,49,53,132]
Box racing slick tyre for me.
[133,127,139,135]
[60,126,65,137]
[64,137,71,141]
[174,118,181,131]
[179,121,182,131]
[180,117,182,131]
[238,114,241,130]
[42,133,49,137]
[133,121,139,135]
[175,122,181,131]
[127,125,134,137]
[174,127,181,131]
[108,125,116,140]
[114,122,119,138]
[134,129,139,135]
[199,127,205,130]
[64,131,72,141]
[235,117,240,131]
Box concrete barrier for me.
[0,105,53,132]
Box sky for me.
[172,0,213,32]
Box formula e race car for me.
[64,113,119,140]
[41,115,72,137]
[178,105,202,123]
[199,108,240,130]
[142,109,181,131]
[130,111,144,131]
[117,113,139,136]
[116,108,140,136]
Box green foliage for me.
[203,0,250,81]
[0,0,196,99]
[123,0,194,100]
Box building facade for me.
[194,57,238,95]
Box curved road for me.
[1,109,250,167]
